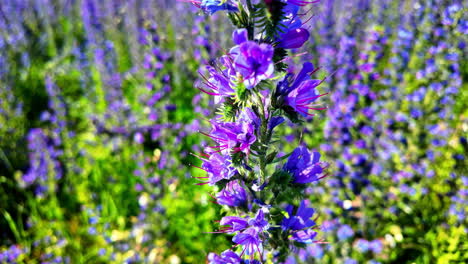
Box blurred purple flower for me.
[337,225,354,241]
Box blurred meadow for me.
[0,0,467,263]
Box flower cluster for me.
[190,0,329,262]
[22,128,63,197]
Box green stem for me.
[245,0,255,40]
[0,148,13,173]
[255,91,271,186]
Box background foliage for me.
[0,0,466,263]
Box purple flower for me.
[207,115,258,155]
[344,258,358,264]
[248,210,269,231]
[22,128,62,196]
[208,250,242,264]
[336,225,354,241]
[369,239,383,254]
[233,29,248,45]
[282,200,318,243]
[200,153,237,185]
[285,78,327,117]
[199,29,273,98]
[200,0,238,15]
[355,239,370,253]
[282,200,316,230]
[220,216,249,233]
[0,245,23,263]
[276,62,327,116]
[239,107,261,128]
[133,132,144,144]
[232,41,274,88]
[216,210,269,258]
[291,229,318,243]
[276,4,310,49]
[268,116,285,130]
[277,28,310,49]
[232,227,262,256]
[284,146,325,184]
[198,62,235,104]
[307,244,324,259]
[217,180,248,206]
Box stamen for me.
[276,52,308,65]
[296,92,329,104]
[199,131,227,142]
[196,86,221,96]
[256,244,264,263]
[207,144,227,149]
[301,13,315,26]
[297,108,316,117]
[297,106,327,110]
[189,164,207,171]
[318,173,329,180]
[206,148,226,154]
[240,246,247,257]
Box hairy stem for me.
[245,0,255,40]
[255,91,271,187]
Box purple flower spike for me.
[284,146,326,184]
[277,28,310,49]
[217,180,248,206]
[234,41,274,88]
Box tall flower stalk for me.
[189,1,330,262]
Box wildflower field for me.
[0,0,466,263]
